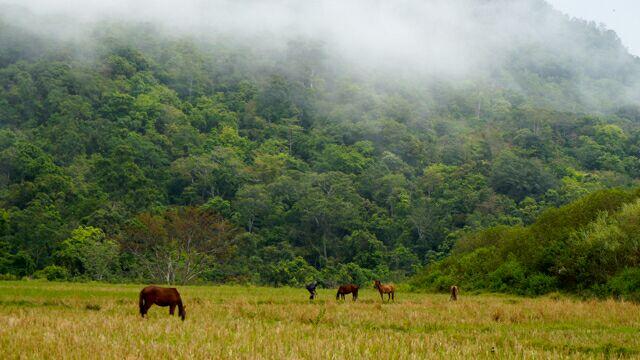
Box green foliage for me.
[265,257,319,287]
[0,273,19,281]
[608,268,640,301]
[321,262,376,287]
[410,269,456,292]
[525,274,558,296]
[316,144,371,174]
[488,258,527,293]
[413,188,640,298]
[1,15,640,287]
[55,226,119,281]
[34,265,69,281]
[490,150,556,200]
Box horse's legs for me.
[142,302,152,317]
[380,292,384,302]
[170,304,176,315]
[392,292,395,302]
[178,302,185,321]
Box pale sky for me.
[547,0,640,56]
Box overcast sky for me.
[547,0,640,56]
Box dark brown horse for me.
[139,286,186,320]
[336,284,359,301]
[373,280,395,302]
[450,285,459,301]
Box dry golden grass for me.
[1,281,639,359]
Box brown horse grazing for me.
[336,284,359,301]
[139,286,186,321]
[373,280,395,302]
[450,285,459,301]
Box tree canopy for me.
[1,5,640,287]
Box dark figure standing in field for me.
[306,282,318,300]
[139,286,186,321]
[450,285,459,301]
[336,284,359,301]
[373,280,395,302]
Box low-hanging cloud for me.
[1,0,590,75]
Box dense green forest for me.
[1,2,640,292]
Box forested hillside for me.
[411,188,640,298]
[1,1,640,287]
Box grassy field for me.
[1,281,639,359]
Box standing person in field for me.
[139,286,186,321]
[450,285,459,301]
[306,282,318,300]
[373,280,395,302]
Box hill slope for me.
[1,1,640,284]
[411,188,640,298]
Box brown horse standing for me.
[450,285,459,301]
[139,286,186,321]
[336,284,359,301]
[373,280,395,302]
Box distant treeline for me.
[1,13,640,288]
[411,188,640,300]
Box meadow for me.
[1,281,639,359]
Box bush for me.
[265,257,319,287]
[608,268,640,301]
[488,258,526,293]
[338,263,376,286]
[55,226,119,281]
[408,269,455,292]
[525,273,558,296]
[319,263,375,287]
[0,273,19,281]
[431,273,457,293]
[5,251,35,277]
[34,265,69,281]
[589,283,611,299]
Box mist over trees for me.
[1,1,640,289]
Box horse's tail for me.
[139,291,145,316]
